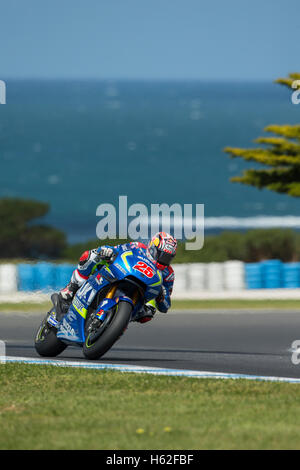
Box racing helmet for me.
[147,232,177,268]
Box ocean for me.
[0,79,299,242]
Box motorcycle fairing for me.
[56,306,84,343]
[56,246,163,344]
[57,273,111,344]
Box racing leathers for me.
[60,241,175,323]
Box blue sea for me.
[1,79,299,242]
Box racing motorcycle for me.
[34,246,163,360]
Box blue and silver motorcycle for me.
[34,245,163,360]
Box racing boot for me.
[134,304,156,324]
[58,281,80,316]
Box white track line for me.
[3,356,300,383]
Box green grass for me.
[0,302,51,312]
[1,298,300,312]
[0,364,300,450]
[171,299,300,310]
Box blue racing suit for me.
[69,241,175,314]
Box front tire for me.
[34,313,67,357]
[83,301,132,360]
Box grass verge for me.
[1,299,300,312]
[0,363,300,450]
[0,302,51,312]
[171,299,300,310]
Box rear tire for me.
[83,301,132,360]
[34,314,67,357]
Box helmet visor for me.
[157,249,175,266]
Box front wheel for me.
[83,301,132,360]
[34,312,67,357]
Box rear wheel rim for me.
[35,309,56,343]
[35,322,50,342]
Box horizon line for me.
[0,76,278,84]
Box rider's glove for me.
[97,246,115,262]
[157,285,167,303]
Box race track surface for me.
[1,309,300,379]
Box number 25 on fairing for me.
[133,261,154,278]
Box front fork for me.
[56,281,140,344]
[95,284,140,321]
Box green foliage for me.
[2,199,300,263]
[63,236,236,263]
[62,229,300,264]
[23,225,67,259]
[242,228,298,262]
[275,72,300,89]
[224,73,300,196]
[0,198,67,259]
[178,229,300,263]
[174,232,246,263]
[62,238,131,261]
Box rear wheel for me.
[83,301,132,360]
[34,311,67,357]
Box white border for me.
[4,356,300,383]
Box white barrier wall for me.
[172,261,246,294]
[172,264,189,294]
[207,262,225,292]
[0,264,17,293]
[0,261,247,296]
[223,261,245,291]
[172,262,246,294]
[187,263,207,291]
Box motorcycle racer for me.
[60,232,177,323]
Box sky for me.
[0,0,299,80]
